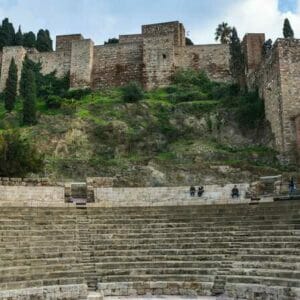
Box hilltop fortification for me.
[0,21,299,163]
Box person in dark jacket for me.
[198,186,204,197]
[231,185,240,198]
[190,186,196,197]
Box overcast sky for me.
[0,0,299,46]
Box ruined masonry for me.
[0,21,299,161]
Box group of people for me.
[189,186,204,197]
[189,185,240,198]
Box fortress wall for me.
[276,39,300,157]
[258,39,300,160]
[257,44,283,153]
[70,39,94,89]
[142,21,185,46]
[143,34,176,89]
[56,34,83,53]
[119,34,143,44]
[28,51,71,77]
[92,43,143,89]
[94,184,251,207]
[243,33,265,73]
[176,44,231,82]
[0,46,26,92]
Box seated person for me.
[198,186,204,197]
[231,185,240,198]
[190,186,196,197]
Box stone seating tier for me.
[0,202,299,299]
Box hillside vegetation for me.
[0,69,295,185]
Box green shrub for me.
[0,130,44,177]
[122,82,144,103]
[64,88,92,100]
[236,91,265,128]
[45,95,63,109]
[168,89,208,103]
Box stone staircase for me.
[0,202,299,299]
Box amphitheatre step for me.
[98,281,213,297]
[0,284,88,300]
[0,202,300,298]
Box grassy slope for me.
[0,87,291,185]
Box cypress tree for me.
[23,31,36,48]
[36,29,53,52]
[15,26,23,46]
[229,27,246,90]
[45,30,53,51]
[22,68,37,125]
[4,58,18,112]
[0,18,15,49]
[283,18,294,38]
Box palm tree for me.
[215,22,232,44]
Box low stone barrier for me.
[0,284,88,300]
[0,177,66,207]
[94,184,254,207]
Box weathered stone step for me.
[98,280,213,297]
[230,268,300,279]
[226,275,300,287]
[0,276,85,290]
[100,274,215,284]
[0,284,88,300]
[92,241,300,251]
[93,247,300,257]
[96,267,218,277]
[0,257,78,267]
[224,282,300,300]
[88,229,299,238]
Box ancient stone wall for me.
[142,21,185,46]
[143,34,176,89]
[296,115,300,157]
[276,39,300,158]
[243,33,265,73]
[92,43,143,89]
[0,22,231,92]
[256,39,300,161]
[70,39,94,89]
[56,34,83,53]
[93,184,252,207]
[119,34,143,44]
[176,44,231,82]
[28,51,71,77]
[256,43,283,152]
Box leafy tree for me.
[122,82,144,102]
[23,31,36,48]
[283,18,294,38]
[185,37,194,45]
[104,38,119,45]
[215,22,232,44]
[14,26,23,46]
[0,130,44,177]
[36,29,53,52]
[4,58,18,112]
[22,68,37,125]
[229,27,245,89]
[262,39,273,57]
